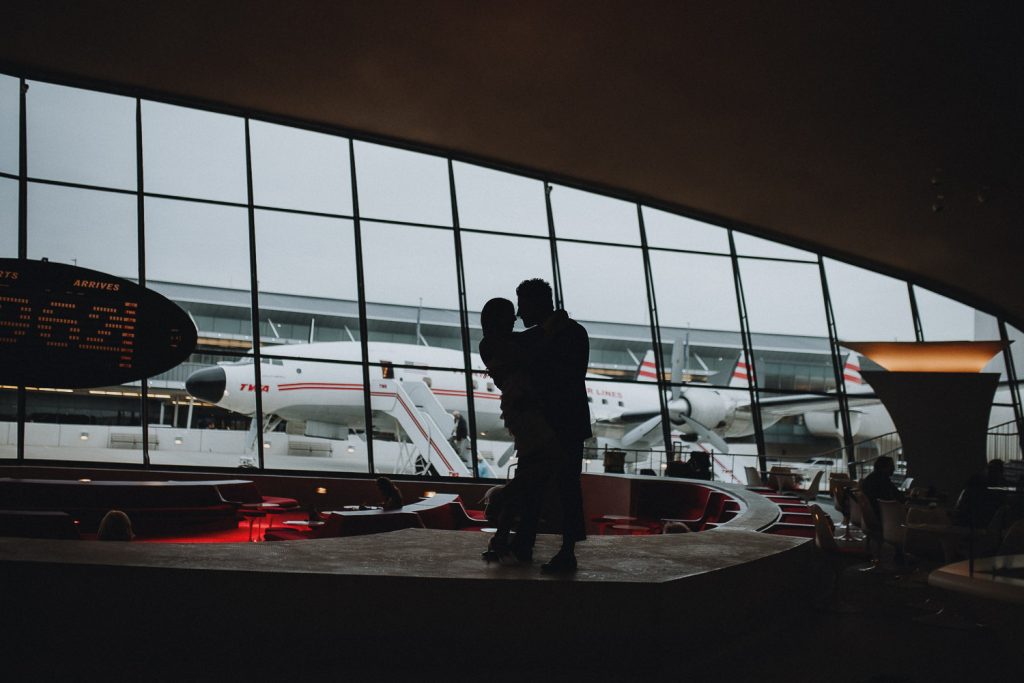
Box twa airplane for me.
[185,340,882,458]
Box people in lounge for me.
[376,477,403,510]
[859,456,903,518]
[97,510,134,541]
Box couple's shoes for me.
[540,549,577,575]
[481,542,532,566]
[482,544,576,574]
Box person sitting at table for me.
[953,459,1006,528]
[376,477,403,510]
[859,456,904,519]
[663,521,691,534]
[97,509,134,541]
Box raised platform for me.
[0,525,811,680]
[930,554,1024,605]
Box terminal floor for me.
[3,526,1022,681]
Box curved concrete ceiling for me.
[4,2,1022,326]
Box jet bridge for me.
[370,379,472,478]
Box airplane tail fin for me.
[729,350,750,388]
[636,350,659,382]
[843,351,866,393]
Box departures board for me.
[0,258,197,388]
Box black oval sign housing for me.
[0,259,198,388]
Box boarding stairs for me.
[370,379,471,478]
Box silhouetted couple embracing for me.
[479,278,591,574]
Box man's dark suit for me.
[514,310,591,550]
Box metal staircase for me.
[370,379,471,477]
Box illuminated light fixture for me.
[423,490,436,498]
[263,441,270,449]
[661,463,668,470]
[173,436,183,445]
[841,340,1006,373]
[79,432,89,441]
[346,445,355,453]
[78,478,91,483]
[479,432,487,437]
[315,487,327,495]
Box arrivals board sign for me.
[0,258,197,388]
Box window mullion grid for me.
[349,139,376,474]
[728,231,766,472]
[637,204,673,457]
[817,255,855,469]
[448,158,480,477]
[136,97,150,467]
[243,119,266,470]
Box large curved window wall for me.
[1,72,1020,475]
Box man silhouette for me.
[512,278,591,573]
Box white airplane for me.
[185,340,884,458]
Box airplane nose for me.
[186,366,226,403]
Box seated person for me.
[376,477,403,510]
[859,456,904,519]
[97,509,134,541]
[664,458,695,478]
[954,460,1007,528]
[663,521,691,534]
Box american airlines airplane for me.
[184,340,882,456]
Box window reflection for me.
[354,142,451,226]
[27,81,136,190]
[27,183,137,278]
[250,121,352,215]
[0,74,18,175]
[142,101,246,203]
[454,162,548,236]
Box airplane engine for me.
[667,390,733,430]
[803,410,863,438]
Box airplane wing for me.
[735,392,879,418]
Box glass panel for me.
[833,343,897,457]
[26,81,136,190]
[254,210,359,346]
[650,250,740,388]
[733,233,816,261]
[0,74,18,175]
[462,232,553,325]
[250,121,352,215]
[27,183,137,278]
[550,185,640,245]
[758,389,856,463]
[151,351,266,468]
[145,197,251,291]
[643,206,730,254]
[0,177,16,256]
[913,285,977,341]
[558,242,648,326]
[361,222,462,352]
[354,142,451,226]
[585,376,663,466]
[23,386,144,465]
[824,258,915,341]
[141,101,246,203]
[739,258,828,338]
[0,385,15,459]
[453,161,547,236]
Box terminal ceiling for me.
[3,2,1022,328]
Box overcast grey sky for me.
[0,75,980,343]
